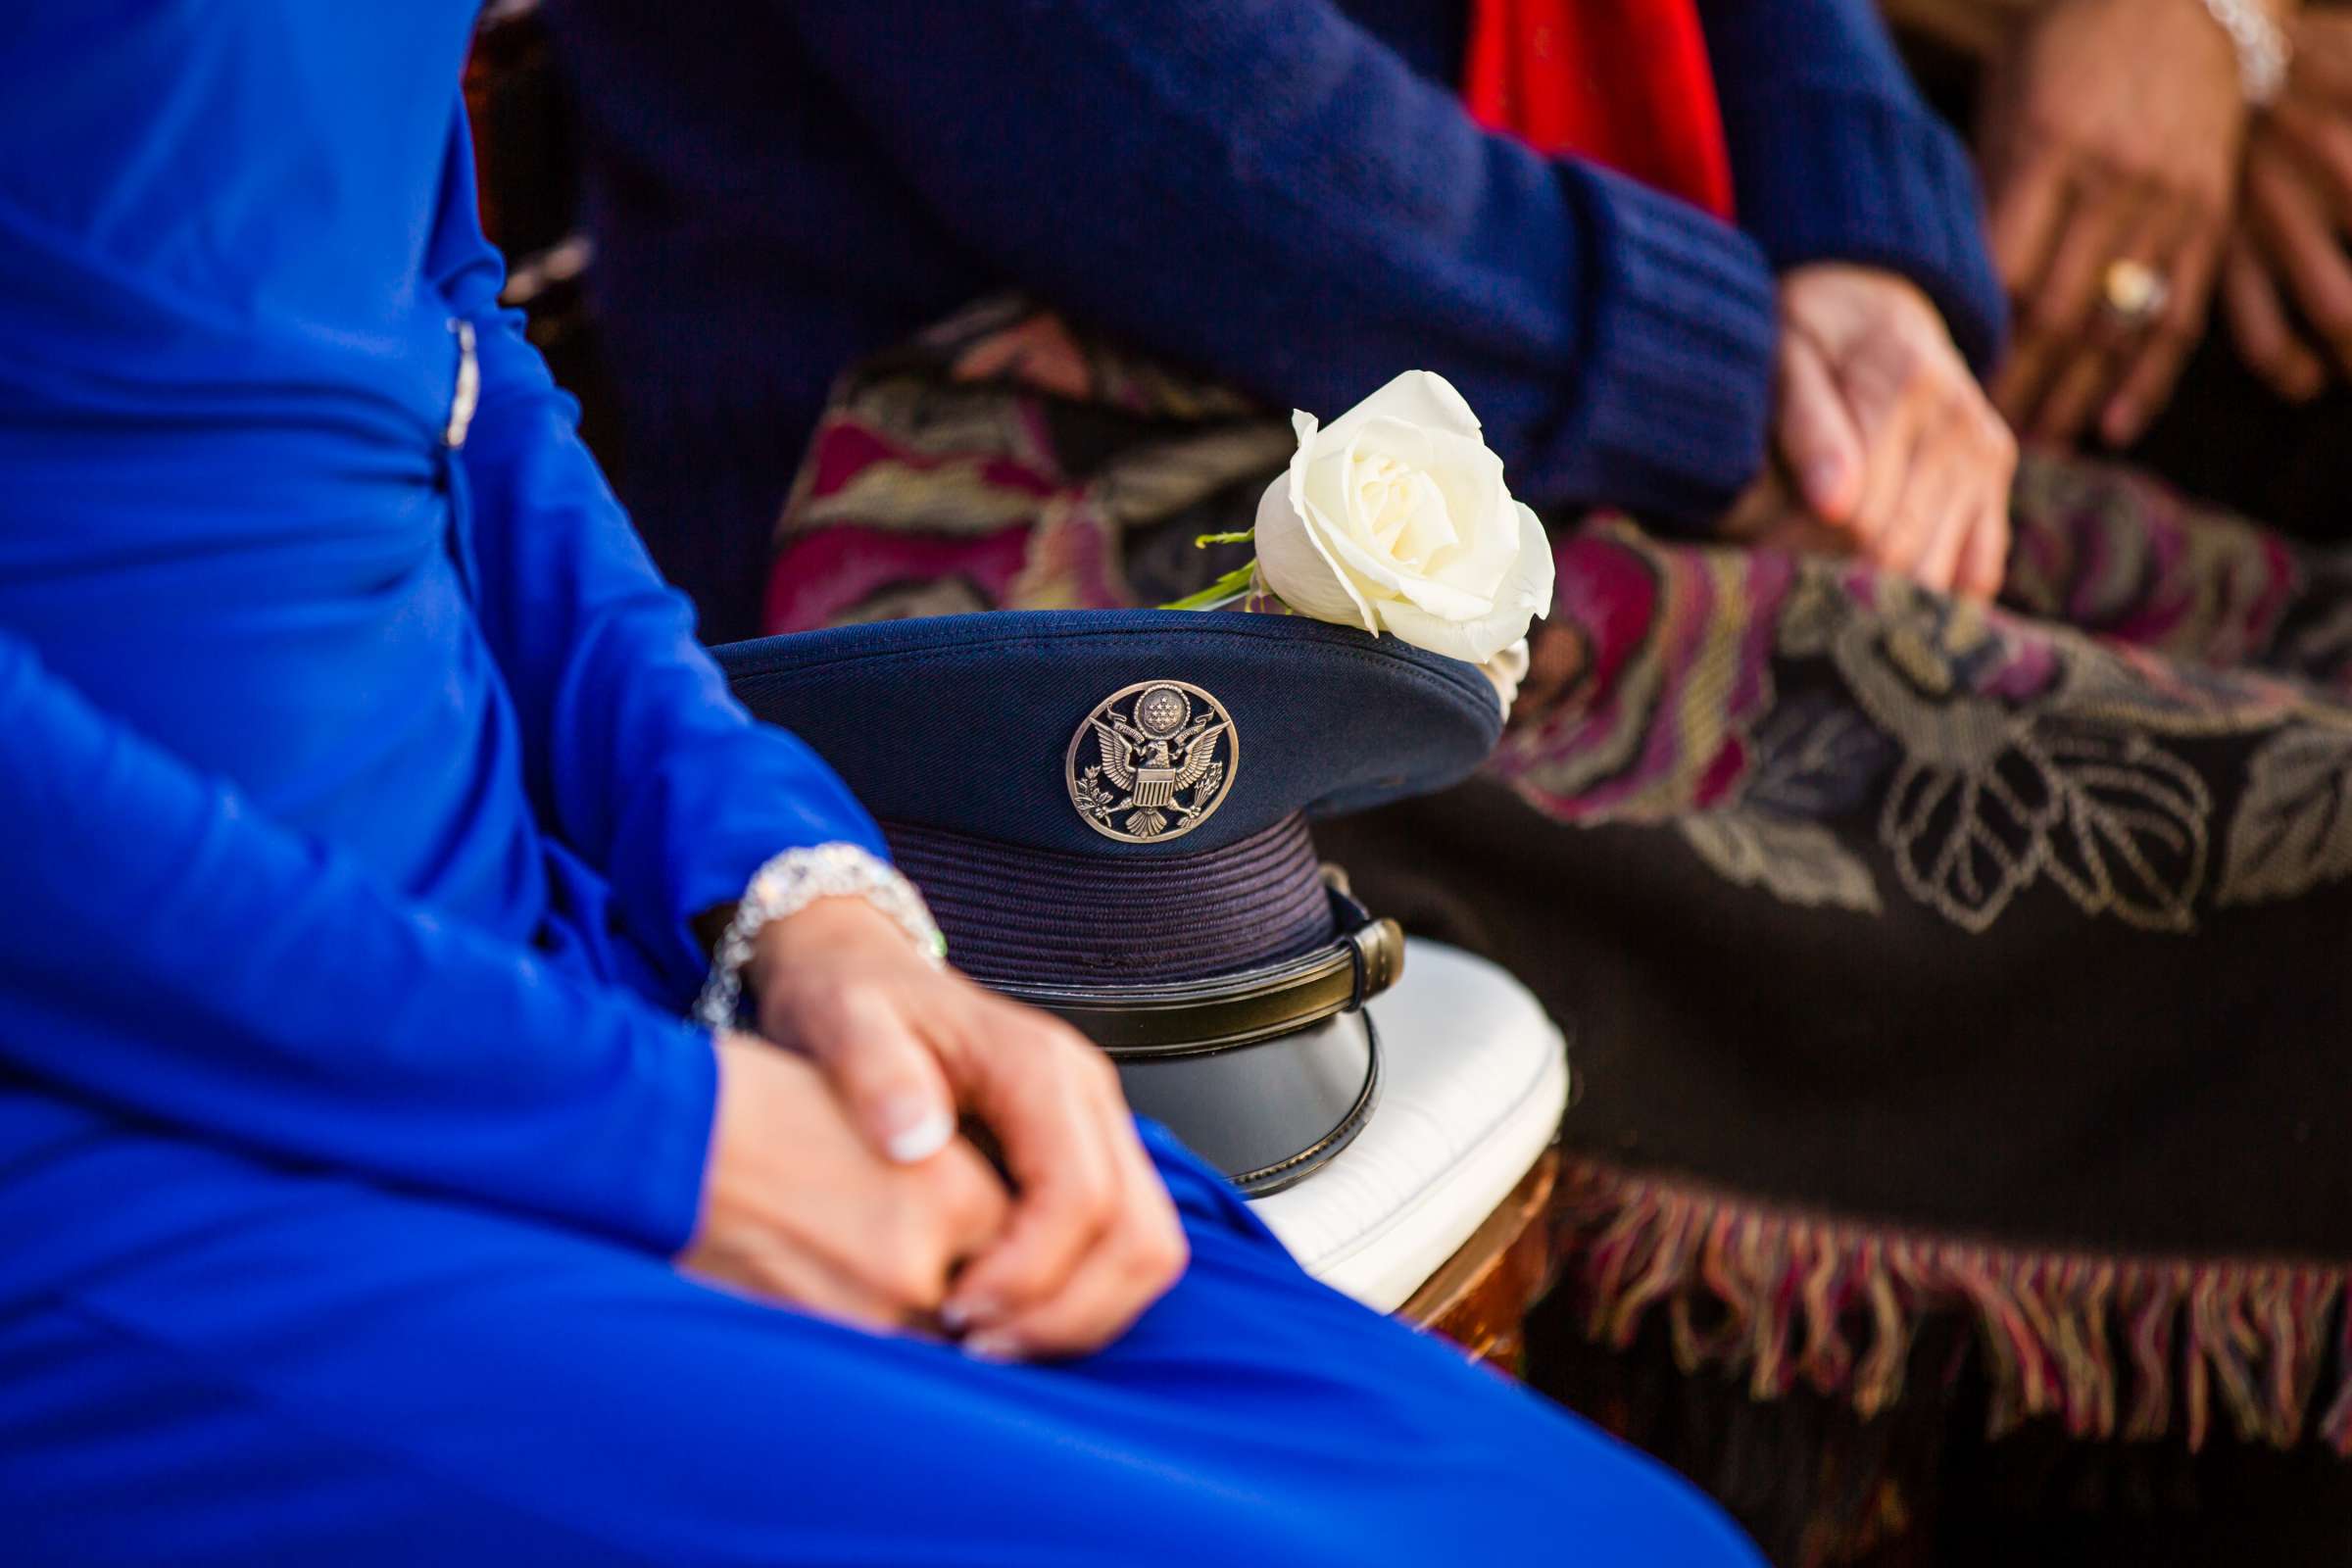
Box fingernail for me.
[883,1103,955,1164]
[943,1293,997,1330]
[962,1333,1021,1363]
[1806,456,1843,499]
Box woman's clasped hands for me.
[681,898,1189,1360]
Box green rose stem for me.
[1161,530,1257,612]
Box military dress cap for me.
[717,609,1502,1194]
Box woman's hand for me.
[1746,264,2015,598]
[2228,13,2352,401]
[745,898,1187,1361]
[1979,0,2253,446]
[683,1031,1011,1332]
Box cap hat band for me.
[886,813,1335,987]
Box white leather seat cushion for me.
[1248,941,1568,1313]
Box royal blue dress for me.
[0,7,1759,1561]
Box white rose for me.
[1252,370,1554,666]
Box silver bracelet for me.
[692,843,947,1028]
[2198,0,2291,107]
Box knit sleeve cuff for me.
[1548,167,1780,534]
[1719,87,2009,374]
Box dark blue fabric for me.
[550,0,2004,640]
[715,609,1503,858]
[0,1,892,1279]
[888,816,1340,985]
[0,1120,1762,1565]
[1695,0,2004,369]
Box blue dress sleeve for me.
[429,103,891,1004]
[0,624,716,1254]
[780,0,1782,529]
[1698,0,2009,371]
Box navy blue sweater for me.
[553,0,2004,641]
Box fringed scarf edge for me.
[1556,1153,2352,1455]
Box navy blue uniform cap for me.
[718,608,1500,860]
[716,608,1503,1195]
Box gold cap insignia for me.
[1066,680,1239,843]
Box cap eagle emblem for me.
[1066,680,1238,842]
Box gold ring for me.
[2102,259,2171,329]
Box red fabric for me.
[1463,0,1735,220]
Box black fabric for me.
[1320,775,2352,1261]
[2127,332,2352,547]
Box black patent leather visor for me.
[1111,1009,1379,1197]
[991,908,1399,1196]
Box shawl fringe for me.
[1556,1155,2352,1455]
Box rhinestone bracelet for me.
[2198,0,2290,107]
[692,844,947,1029]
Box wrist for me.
[2196,0,2294,104]
[1782,259,1936,307]
[1779,264,1956,357]
[744,896,923,1000]
[692,843,945,1029]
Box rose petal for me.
[1325,419,1428,552]
[1319,369,1485,450]
[1479,637,1532,718]
[1376,556,1498,620]
[1336,420,1464,565]
[1300,448,1412,595]
[1306,494,1494,619]
[1308,417,1509,620]
[1417,431,1507,541]
[1340,422,1511,598]
[1375,597,1524,663]
[1298,445,1377,555]
[1373,504,1552,662]
[1503,503,1556,619]
[1389,472,1458,564]
[1415,437,1516,599]
[1253,417,1378,631]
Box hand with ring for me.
[2228,12,2352,402]
[1980,0,2256,447]
[2101,259,2174,333]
